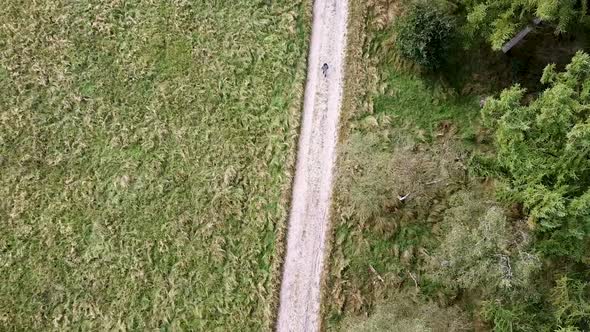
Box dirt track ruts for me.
[276,0,349,331]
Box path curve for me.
[276,0,349,331]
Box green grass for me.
[0,1,310,330]
[374,71,479,137]
[323,3,482,329]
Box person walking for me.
[321,63,329,77]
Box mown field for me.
[0,1,310,330]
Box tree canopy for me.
[462,0,589,49]
[482,51,590,259]
[395,1,456,69]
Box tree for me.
[550,276,590,329]
[482,51,590,259]
[395,1,456,69]
[479,275,590,332]
[430,196,540,296]
[462,0,589,50]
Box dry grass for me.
[340,291,471,332]
[322,0,483,329]
[324,130,469,327]
[0,1,310,330]
[319,0,373,329]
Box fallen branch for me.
[397,193,410,202]
[501,18,543,53]
[408,271,418,289]
[369,264,385,283]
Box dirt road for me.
[276,0,349,331]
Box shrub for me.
[430,198,540,296]
[480,275,590,332]
[394,2,455,70]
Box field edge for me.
[319,0,374,330]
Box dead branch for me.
[408,271,418,289]
[369,264,385,283]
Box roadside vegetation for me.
[325,0,590,331]
[0,1,310,330]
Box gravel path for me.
[276,0,349,331]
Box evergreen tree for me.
[482,51,590,259]
[462,0,589,49]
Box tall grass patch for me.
[0,1,310,330]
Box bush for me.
[480,276,590,332]
[429,195,541,297]
[394,2,455,70]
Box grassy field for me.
[0,1,310,330]
[322,1,483,329]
